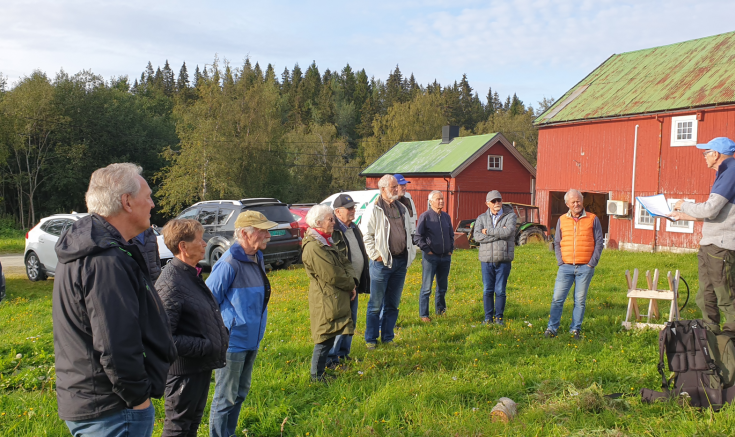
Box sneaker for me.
[571,330,581,340]
[544,329,557,338]
[326,361,340,370]
[366,343,377,350]
[495,319,505,327]
[481,319,494,326]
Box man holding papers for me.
[670,137,735,334]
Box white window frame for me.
[487,155,503,171]
[670,115,698,147]
[665,198,694,234]
[634,200,655,230]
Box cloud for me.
[1,0,734,106]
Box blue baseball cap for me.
[696,137,735,155]
[393,174,410,185]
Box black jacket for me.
[415,208,455,255]
[332,217,370,294]
[52,214,177,421]
[133,227,162,282]
[155,257,229,375]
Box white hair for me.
[564,189,583,203]
[85,163,143,217]
[429,190,443,201]
[378,174,396,189]
[306,204,333,228]
[234,226,257,243]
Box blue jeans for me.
[547,264,596,333]
[328,294,358,365]
[210,350,259,437]
[365,255,408,344]
[419,252,452,318]
[66,403,155,437]
[481,262,512,321]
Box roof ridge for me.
[616,30,735,56]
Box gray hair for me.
[377,174,396,190]
[306,204,333,228]
[564,189,584,203]
[85,163,143,217]
[428,190,443,201]
[234,226,257,243]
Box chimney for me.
[441,126,459,144]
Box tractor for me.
[454,203,548,249]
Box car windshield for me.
[243,205,294,223]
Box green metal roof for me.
[361,133,500,176]
[535,31,735,125]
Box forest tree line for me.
[0,58,553,227]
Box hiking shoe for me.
[495,319,505,327]
[544,329,557,338]
[571,330,581,340]
[481,319,494,326]
[366,343,377,350]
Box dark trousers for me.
[481,261,512,322]
[311,337,336,378]
[696,244,735,333]
[163,370,212,437]
[419,252,452,318]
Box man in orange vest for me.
[544,189,603,340]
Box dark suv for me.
[176,198,301,268]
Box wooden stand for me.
[622,269,680,330]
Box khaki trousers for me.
[696,244,735,333]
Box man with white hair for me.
[415,190,454,322]
[362,174,416,349]
[544,189,603,340]
[206,210,277,437]
[53,163,177,437]
[670,137,735,334]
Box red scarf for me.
[313,228,332,246]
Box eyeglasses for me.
[703,150,716,157]
[489,199,502,204]
[324,217,335,223]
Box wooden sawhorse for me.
[621,269,680,330]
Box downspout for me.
[631,125,638,244]
[653,118,664,253]
[443,177,452,221]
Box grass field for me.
[3,244,734,436]
[0,233,25,254]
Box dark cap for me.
[333,194,357,209]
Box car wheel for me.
[518,228,545,245]
[25,252,48,281]
[210,246,226,266]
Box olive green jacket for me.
[301,229,357,343]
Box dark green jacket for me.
[302,229,357,343]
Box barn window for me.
[665,198,694,234]
[487,155,503,171]
[670,115,698,147]
[634,201,655,230]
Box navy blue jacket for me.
[415,208,455,255]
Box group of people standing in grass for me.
[51,163,604,437]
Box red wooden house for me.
[360,127,537,224]
[534,31,735,252]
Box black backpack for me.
[641,319,735,409]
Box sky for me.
[2,0,735,108]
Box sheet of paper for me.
[636,194,675,222]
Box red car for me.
[289,204,314,243]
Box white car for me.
[321,190,381,227]
[24,213,173,281]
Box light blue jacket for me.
[206,242,270,353]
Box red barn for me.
[534,31,735,252]
[360,127,537,224]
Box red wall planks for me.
[536,106,735,250]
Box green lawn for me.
[0,234,25,254]
[2,245,732,436]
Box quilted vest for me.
[559,212,596,265]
